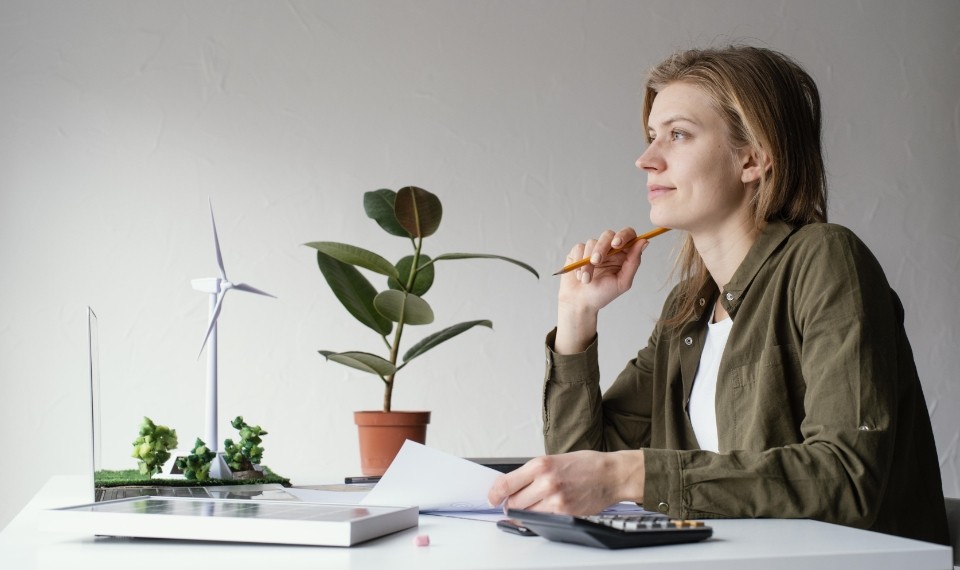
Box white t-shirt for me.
[688,316,733,453]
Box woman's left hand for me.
[486,450,646,515]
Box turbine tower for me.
[191,200,274,479]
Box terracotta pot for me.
[354,411,431,476]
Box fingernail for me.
[581,272,591,285]
[591,253,601,264]
[612,237,622,247]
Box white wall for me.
[1,0,958,531]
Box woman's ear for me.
[740,145,772,185]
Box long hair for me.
[643,46,828,326]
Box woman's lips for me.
[647,185,674,201]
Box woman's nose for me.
[636,142,662,172]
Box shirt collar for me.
[716,219,796,318]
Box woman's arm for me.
[486,229,656,512]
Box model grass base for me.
[95,468,290,488]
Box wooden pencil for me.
[552,227,671,275]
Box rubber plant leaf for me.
[363,189,411,237]
[388,254,435,296]
[319,350,397,377]
[313,251,392,336]
[395,186,442,238]
[402,320,493,363]
[305,241,400,280]
[373,290,434,325]
[429,253,540,279]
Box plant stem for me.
[383,235,424,412]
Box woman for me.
[487,45,948,545]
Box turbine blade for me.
[209,199,227,281]
[232,283,277,298]
[198,291,227,358]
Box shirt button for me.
[858,424,871,431]
[726,292,735,301]
[698,298,706,307]
[657,502,670,513]
[684,337,693,346]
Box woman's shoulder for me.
[782,222,886,278]
[791,221,861,241]
[785,222,874,256]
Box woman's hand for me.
[487,450,645,516]
[554,228,649,354]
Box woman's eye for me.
[648,129,688,142]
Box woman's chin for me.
[649,211,673,229]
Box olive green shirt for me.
[542,220,948,545]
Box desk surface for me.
[0,476,951,570]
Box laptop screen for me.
[87,307,102,475]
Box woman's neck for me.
[693,216,761,292]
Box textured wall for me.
[1,0,958,531]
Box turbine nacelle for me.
[191,277,229,294]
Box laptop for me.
[42,307,419,546]
[85,307,296,502]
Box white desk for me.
[1,476,951,570]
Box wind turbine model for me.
[191,201,275,479]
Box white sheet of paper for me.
[360,441,503,513]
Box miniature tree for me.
[175,438,217,481]
[131,417,178,476]
[223,416,267,472]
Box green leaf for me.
[403,320,493,363]
[395,186,442,238]
[364,189,411,237]
[388,254,434,296]
[430,253,540,279]
[373,290,434,325]
[304,241,400,280]
[313,251,393,336]
[319,350,397,377]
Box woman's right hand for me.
[554,228,648,354]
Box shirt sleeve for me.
[542,325,659,455]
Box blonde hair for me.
[643,45,828,326]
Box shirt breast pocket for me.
[724,344,805,450]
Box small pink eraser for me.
[413,534,430,547]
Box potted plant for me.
[305,186,538,475]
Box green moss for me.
[94,468,290,488]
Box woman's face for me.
[637,81,755,235]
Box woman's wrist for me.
[555,302,598,354]
[612,449,646,505]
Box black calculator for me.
[503,509,713,549]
